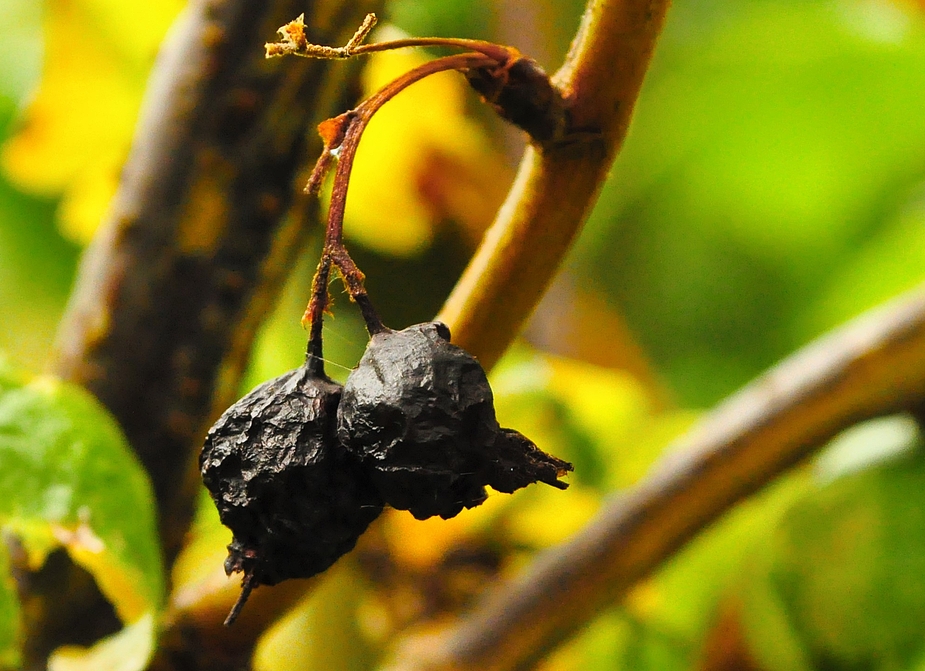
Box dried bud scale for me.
[200,363,382,622]
[466,57,568,144]
[337,322,573,520]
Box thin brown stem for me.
[303,53,496,336]
[275,12,564,142]
[319,52,494,238]
[223,570,258,627]
[305,254,332,374]
[349,37,514,64]
[266,12,377,59]
[266,12,515,64]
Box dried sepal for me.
[466,57,568,144]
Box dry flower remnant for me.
[200,13,573,626]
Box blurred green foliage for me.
[741,420,925,671]
[2,0,925,669]
[573,0,925,404]
[0,361,162,669]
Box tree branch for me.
[438,0,671,370]
[390,284,925,670]
[36,0,380,664]
[153,0,670,653]
[54,0,378,560]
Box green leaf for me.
[574,0,925,405]
[814,414,919,482]
[799,208,925,338]
[741,440,925,671]
[0,544,21,670]
[538,609,689,671]
[0,360,163,667]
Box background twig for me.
[392,283,925,671]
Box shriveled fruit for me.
[337,321,572,520]
[203,15,578,626]
[200,363,382,623]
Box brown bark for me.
[54,0,379,560]
[32,0,380,665]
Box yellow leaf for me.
[546,355,697,488]
[1,0,182,244]
[381,493,508,569]
[343,26,509,256]
[4,503,156,627]
[48,613,155,671]
[504,485,601,548]
[52,520,149,622]
[252,562,373,671]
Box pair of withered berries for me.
[200,321,572,620]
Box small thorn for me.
[224,570,258,626]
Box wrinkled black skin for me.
[338,322,572,520]
[200,364,383,587]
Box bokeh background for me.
[3,0,925,669]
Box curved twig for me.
[390,284,925,670]
[303,52,496,338]
[438,0,671,370]
[265,12,515,64]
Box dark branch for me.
[34,0,381,665]
[54,0,380,563]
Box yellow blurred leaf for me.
[56,165,122,244]
[48,613,155,671]
[343,26,509,256]
[494,350,697,492]
[252,561,374,671]
[549,357,651,452]
[52,520,150,622]
[168,491,240,616]
[504,485,601,548]
[381,493,508,569]
[1,0,182,243]
[533,283,673,408]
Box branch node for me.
[266,13,377,60]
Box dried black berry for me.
[200,363,383,624]
[337,322,572,520]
